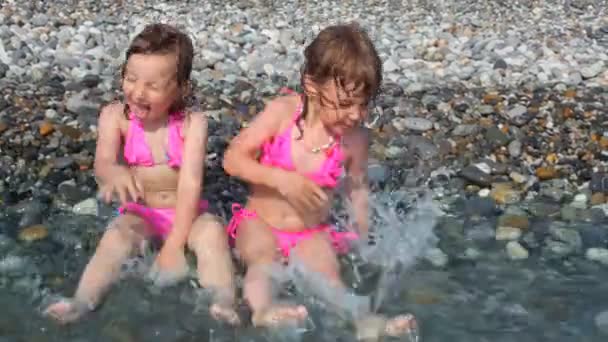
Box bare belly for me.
[247,185,333,232]
[130,165,181,208]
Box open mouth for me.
[130,102,151,117]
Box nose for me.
[127,81,146,101]
[135,84,146,100]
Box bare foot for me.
[356,313,418,341]
[385,314,418,338]
[210,302,241,326]
[252,304,308,327]
[43,298,92,324]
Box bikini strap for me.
[226,204,257,238]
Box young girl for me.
[43,23,239,325]
[223,23,417,338]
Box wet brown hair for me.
[121,23,194,117]
[302,22,382,102]
[297,22,382,136]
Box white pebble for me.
[496,226,522,241]
[586,248,608,266]
[478,188,491,197]
[506,241,529,260]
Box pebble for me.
[490,183,521,205]
[424,247,449,267]
[72,198,98,216]
[17,225,49,242]
[402,117,433,132]
[39,121,54,136]
[506,241,529,260]
[507,140,522,157]
[585,248,608,266]
[497,214,529,230]
[536,167,560,181]
[596,310,608,335]
[496,226,522,241]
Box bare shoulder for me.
[182,110,208,138]
[100,101,125,117]
[98,101,127,131]
[261,94,300,129]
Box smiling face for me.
[122,53,181,121]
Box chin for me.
[333,124,355,136]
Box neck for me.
[139,113,170,131]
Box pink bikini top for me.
[123,111,185,168]
[259,98,345,188]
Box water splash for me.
[274,188,441,329]
[358,190,441,312]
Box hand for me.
[98,166,143,205]
[273,170,329,213]
[147,244,190,288]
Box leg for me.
[235,216,307,327]
[292,232,417,340]
[44,214,148,324]
[187,213,239,325]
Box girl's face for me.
[122,53,181,121]
[311,79,370,136]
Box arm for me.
[222,98,288,188]
[344,127,371,241]
[93,103,125,183]
[164,112,208,250]
[93,103,140,203]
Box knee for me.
[102,216,142,245]
[188,214,228,250]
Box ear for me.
[302,74,321,98]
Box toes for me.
[210,304,241,326]
[44,302,72,321]
[385,314,418,337]
[253,305,308,327]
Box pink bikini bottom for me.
[118,200,209,239]
[226,204,359,257]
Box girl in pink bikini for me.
[223,23,418,338]
[43,23,239,325]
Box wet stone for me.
[490,183,521,205]
[497,214,529,230]
[544,225,583,256]
[460,165,492,187]
[590,172,608,193]
[586,248,608,266]
[464,196,498,217]
[595,310,608,335]
[485,126,510,147]
[367,163,388,184]
[52,156,74,169]
[526,202,561,217]
[402,117,433,132]
[452,124,480,137]
[506,241,529,260]
[406,135,439,160]
[17,224,49,242]
[496,226,522,241]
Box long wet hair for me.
[297,22,383,137]
[120,23,194,118]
